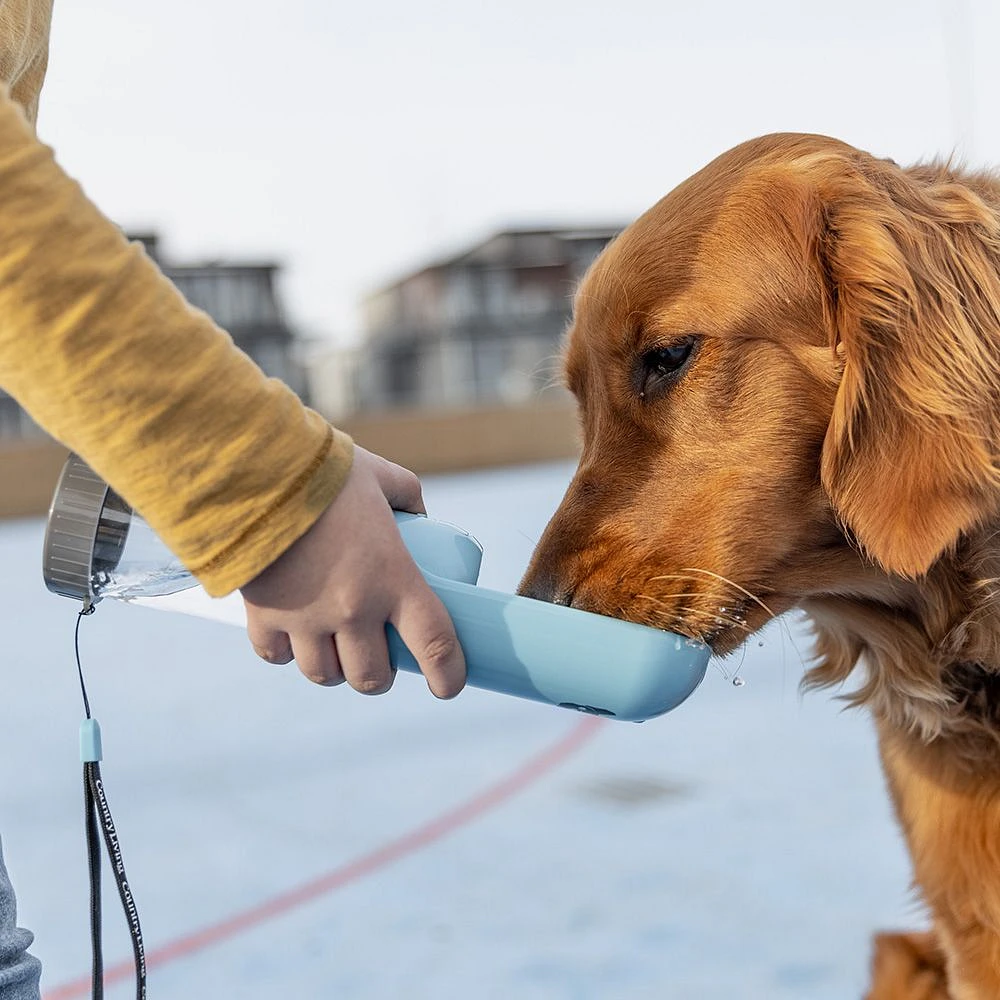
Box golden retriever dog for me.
[519,133,1000,999]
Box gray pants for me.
[0,841,41,1000]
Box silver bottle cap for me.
[42,453,132,606]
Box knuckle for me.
[303,667,343,687]
[352,671,393,696]
[336,602,367,630]
[420,630,460,669]
[252,644,290,665]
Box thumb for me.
[364,449,426,514]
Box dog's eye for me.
[637,337,697,398]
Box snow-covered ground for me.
[0,461,918,999]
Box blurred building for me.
[352,226,620,412]
[0,393,42,439]
[0,231,309,439]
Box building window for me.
[471,339,511,401]
[384,342,421,405]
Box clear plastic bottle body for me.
[91,506,195,600]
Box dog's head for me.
[520,133,1000,652]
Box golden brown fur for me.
[519,133,1000,998]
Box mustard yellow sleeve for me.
[0,0,52,126]
[0,87,354,595]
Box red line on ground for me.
[44,715,604,999]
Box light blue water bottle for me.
[43,454,710,721]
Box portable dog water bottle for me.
[43,454,710,721]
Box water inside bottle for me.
[91,507,196,600]
[93,563,195,600]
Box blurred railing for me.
[342,398,579,475]
[0,438,72,518]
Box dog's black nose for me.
[517,568,555,602]
[518,567,574,606]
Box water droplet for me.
[732,676,746,687]
[757,641,765,647]
[673,637,682,651]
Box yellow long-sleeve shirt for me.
[0,0,354,596]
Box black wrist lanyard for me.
[75,606,147,1000]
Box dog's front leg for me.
[874,722,1000,1000]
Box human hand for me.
[240,446,466,697]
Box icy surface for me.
[0,461,917,998]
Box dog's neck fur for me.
[800,527,1000,770]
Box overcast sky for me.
[39,0,989,343]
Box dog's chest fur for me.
[805,532,1000,767]
[946,662,1000,729]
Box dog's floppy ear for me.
[812,155,1000,577]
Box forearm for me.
[0,88,352,595]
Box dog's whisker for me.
[638,576,794,689]
[634,592,756,638]
[636,590,735,604]
[636,593,738,620]
[638,575,744,604]
[636,579,794,688]
[672,605,753,635]
[676,568,777,620]
[708,634,752,684]
[645,573,735,591]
